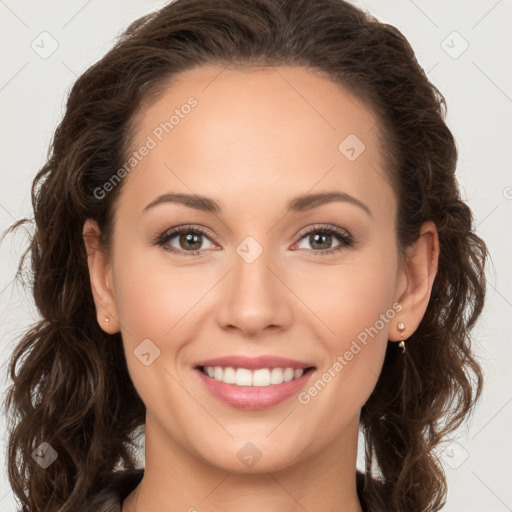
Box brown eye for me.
[176,231,203,251]
[295,225,354,255]
[156,226,216,255]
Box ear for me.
[82,219,120,334]
[389,220,439,342]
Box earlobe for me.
[390,221,439,343]
[82,219,120,334]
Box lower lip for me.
[195,368,315,410]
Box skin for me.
[83,64,439,512]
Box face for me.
[86,64,412,474]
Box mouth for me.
[195,365,316,387]
[193,358,317,409]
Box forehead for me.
[120,64,394,221]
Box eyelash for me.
[154,224,354,257]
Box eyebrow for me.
[143,191,372,217]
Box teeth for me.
[283,368,294,382]
[236,368,253,386]
[270,368,283,385]
[223,366,236,384]
[252,368,270,386]
[202,366,306,386]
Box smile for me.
[193,356,316,409]
[199,366,313,386]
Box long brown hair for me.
[2,1,487,510]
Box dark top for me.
[79,468,371,511]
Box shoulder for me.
[79,468,144,512]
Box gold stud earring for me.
[397,321,406,353]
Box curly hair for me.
[2,0,487,510]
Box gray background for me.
[1,0,511,510]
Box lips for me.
[193,355,316,409]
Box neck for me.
[123,415,363,512]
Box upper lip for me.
[194,355,315,370]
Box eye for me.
[155,225,217,256]
[293,224,354,255]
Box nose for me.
[214,243,293,338]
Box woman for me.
[3,0,488,511]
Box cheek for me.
[111,243,196,340]
[293,246,398,405]
[110,248,197,422]
[292,245,398,344]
